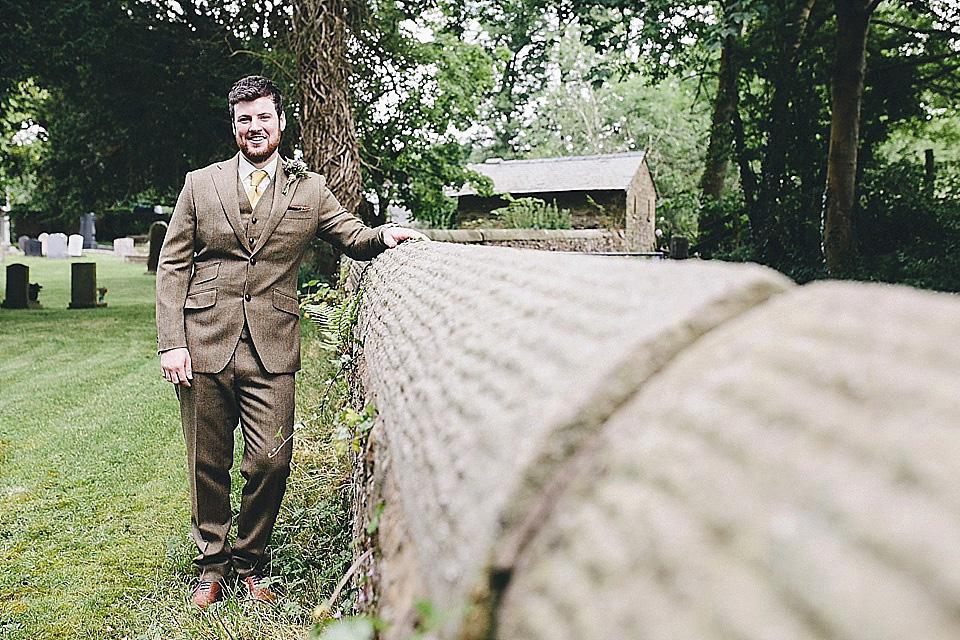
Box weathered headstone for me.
[47,233,68,259]
[2,263,39,309]
[38,232,49,256]
[80,212,97,249]
[669,236,690,260]
[18,235,29,254]
[68,234,84,257]
[23,238,42,257]
[1,215,10,247]
[113,237,134,257]
[146,221,168,274]
[69,262,107,309]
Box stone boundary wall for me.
[422,228,628,253]
[347,241,960,640]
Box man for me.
[156,75,423,608]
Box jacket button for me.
[251,217,258,225]
[248,237,255,245]
[250,257,257,265]
[245,293,251,301]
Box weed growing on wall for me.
[491,194,573,229]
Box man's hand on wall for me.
[161,347,193,387]
[382,227,428,248]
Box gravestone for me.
[47,233,68,259]
[80,212,97,249]
[18,235,29,253]
[68,234,84,257]
[2,263,40,309]
[669,236,690,260]
[113,237,134,257]
[69,262,107,309]
[38,232,48,256]
[23,238,42,257]
[146,221,168,274]
[1,215,10,247]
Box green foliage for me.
[311,615,386,640]
[0,79,47,206]
[849,159,960,292]
[351,13,495,227]
[506,25,710,199]
[491,194,572,229]
[332,404,375,458]
[5,1,274,225]
[301,280,364,354]
[442,0,561,156]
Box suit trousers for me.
[177,333,295,581]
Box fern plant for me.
[300,279,363,354]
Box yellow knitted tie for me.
[247,169,268,208]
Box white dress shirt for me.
[238,153,279,192]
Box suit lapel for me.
[211,153,250,252]
[253,159,299,257]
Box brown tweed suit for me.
[156,153,386,580]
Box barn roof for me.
[452,151,648,197]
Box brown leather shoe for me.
[242,574,279,603]
[190,580,222,609]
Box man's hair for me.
[228,76,283,120]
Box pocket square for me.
[287,205,312,211]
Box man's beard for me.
[238,132,280,163]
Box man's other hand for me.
[161,347,193,387]
[382,227,428,248]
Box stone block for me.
[68,234,83,257]
[113,237,134,257]
[2,263,30,308]
[22,237,42,257]
[69,262,106,309]
[353,241,792,637]
[146,221,167,274]
[499,281,960,640]
[80,212,97,249]
[46,233,68,259]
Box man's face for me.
[232,96,285,164]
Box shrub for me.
[491,194,572,229]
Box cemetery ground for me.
[0,255,353,638]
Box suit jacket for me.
[156,153,386,374]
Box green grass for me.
[0,255,353,639]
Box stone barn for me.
[452,151,657,251]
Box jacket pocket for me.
[272,289,300,316]
[185,289,217,310]
[192,262,220,285]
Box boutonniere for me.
[281,157,309,195]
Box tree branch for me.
[873,19,960,38]
[227,42,296,84]
[874,50,960,71]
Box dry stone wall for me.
[422,228,629,253]
[349,241,960,640]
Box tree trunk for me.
[823,0,872,274]
[697,32,739,257]
[753,0,818,265]
[291,0,366,218]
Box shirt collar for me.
[238,153,279,183]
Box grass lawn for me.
[0,255,352,639]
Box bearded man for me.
[156,75,423,608]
